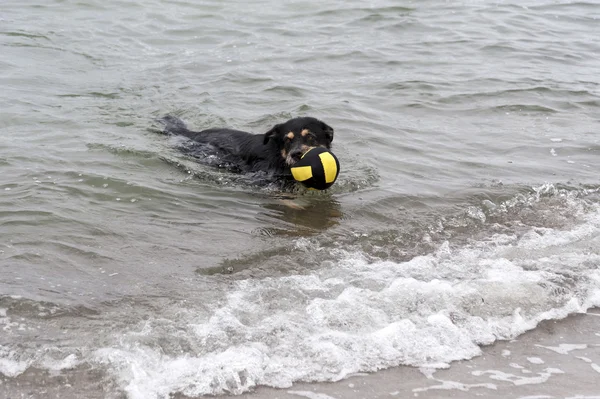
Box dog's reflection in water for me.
[257,195,343,237]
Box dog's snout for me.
[290,150,304,161]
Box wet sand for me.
[223,309,600,399]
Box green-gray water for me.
[1,1,599,398]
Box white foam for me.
[0,346,30,377]
[77,198,600,397]
[472,368,564,386]
[287,391,338,399]
[412,379,497,393]
[527,357,545,365]
[39,353,79,372]
[94,345,269,397]
[0,340,78,377]
[0,312,33,378]
[535,344,587,355]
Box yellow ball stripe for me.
[291,165,313,182]
[319,152,338,183]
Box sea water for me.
[1,0,599,398]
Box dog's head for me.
[263,117,334,166]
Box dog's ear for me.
[322,122,334,143]
[263,123,281,145]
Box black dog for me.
[159,115,334,180]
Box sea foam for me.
[90,199,600,398]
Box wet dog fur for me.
[158,115,334,179]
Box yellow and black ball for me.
[290,147,340,190]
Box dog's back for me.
[158,115,334,177]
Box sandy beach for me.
[221,309,600,399]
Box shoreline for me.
[220,308,600,399]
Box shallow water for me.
[1,0,600,398]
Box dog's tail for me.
[157,115,189,135]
